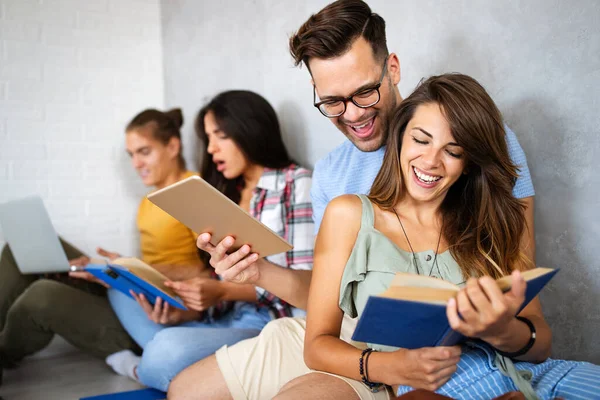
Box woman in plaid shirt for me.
[127,90,314,392]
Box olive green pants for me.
[0,240,138,362]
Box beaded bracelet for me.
[359,348,382,392]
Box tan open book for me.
[381,267,557,305]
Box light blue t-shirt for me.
[311,126,535,233]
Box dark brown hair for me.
[126,108,186,170]
[369,73,531,279]
[289,0,388,71]
[195,90,293,205]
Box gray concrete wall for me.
[161,0,600,362]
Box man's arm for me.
[252,259,313,310]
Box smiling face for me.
[309,37,401,152]
[203,110,250,180]
[125,128,180,188]
[400,103,467,204]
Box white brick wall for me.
[0,0,165,258]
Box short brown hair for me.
[126,108,186,170]
[370,73,531,279]
[289,0,388,71]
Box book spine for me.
[435,325,465,347]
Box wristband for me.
[493,316,536,358]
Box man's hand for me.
[131,291,200,325]
[165,277,227,311]
[196,233,260,284]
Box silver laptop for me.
[0,196,71,274]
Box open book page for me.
[495,267,555,292]
[380,286,458,305]
[387,272,461,289]
[379,272,460,305]
[112,257,178,299]
[379,268,556,305]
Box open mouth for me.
[413,166,442,185]
[215,160,226,172]
[346,116,375,139]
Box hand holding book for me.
[130,292,200,325]
[165,276,228,311]
[68,246,121,287]
[373,345,462,391]
[84,257,189,310]
[446,269,528,346]
[351,267,558,350]
[196,233,261,284]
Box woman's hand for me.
[67,255,110,287]
[165,277,227,311]
[68,271,109,287]
[131,292,200,325]
[69,255,90,268]
[96,247,121,261]
[196,233,260,284]
[68,248,122,286]
[378,346,461,391]
[446,270,527,345]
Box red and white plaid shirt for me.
[250,164,314,318]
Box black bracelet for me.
[494,316,536,358]
[359,348,382,392]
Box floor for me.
[0,336,144,400]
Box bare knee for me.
[275,373,359,400]
[168,355,232,400]
[168,367,196,400]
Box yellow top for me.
[137,170,201,267]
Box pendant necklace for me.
[392,207,443,278]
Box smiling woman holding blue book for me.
[274,74,600,400]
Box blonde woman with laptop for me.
[0,108,205,386]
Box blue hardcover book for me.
[352,268,558,349]
[85,257,187,310]
[80,388,166,400]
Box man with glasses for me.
[170,1,535,398]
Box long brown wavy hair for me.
[369,73,532,279]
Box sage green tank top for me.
[338,194,466,351]
[338,195,537,398]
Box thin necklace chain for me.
[392,207,443,278]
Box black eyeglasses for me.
[313,57,389,118]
